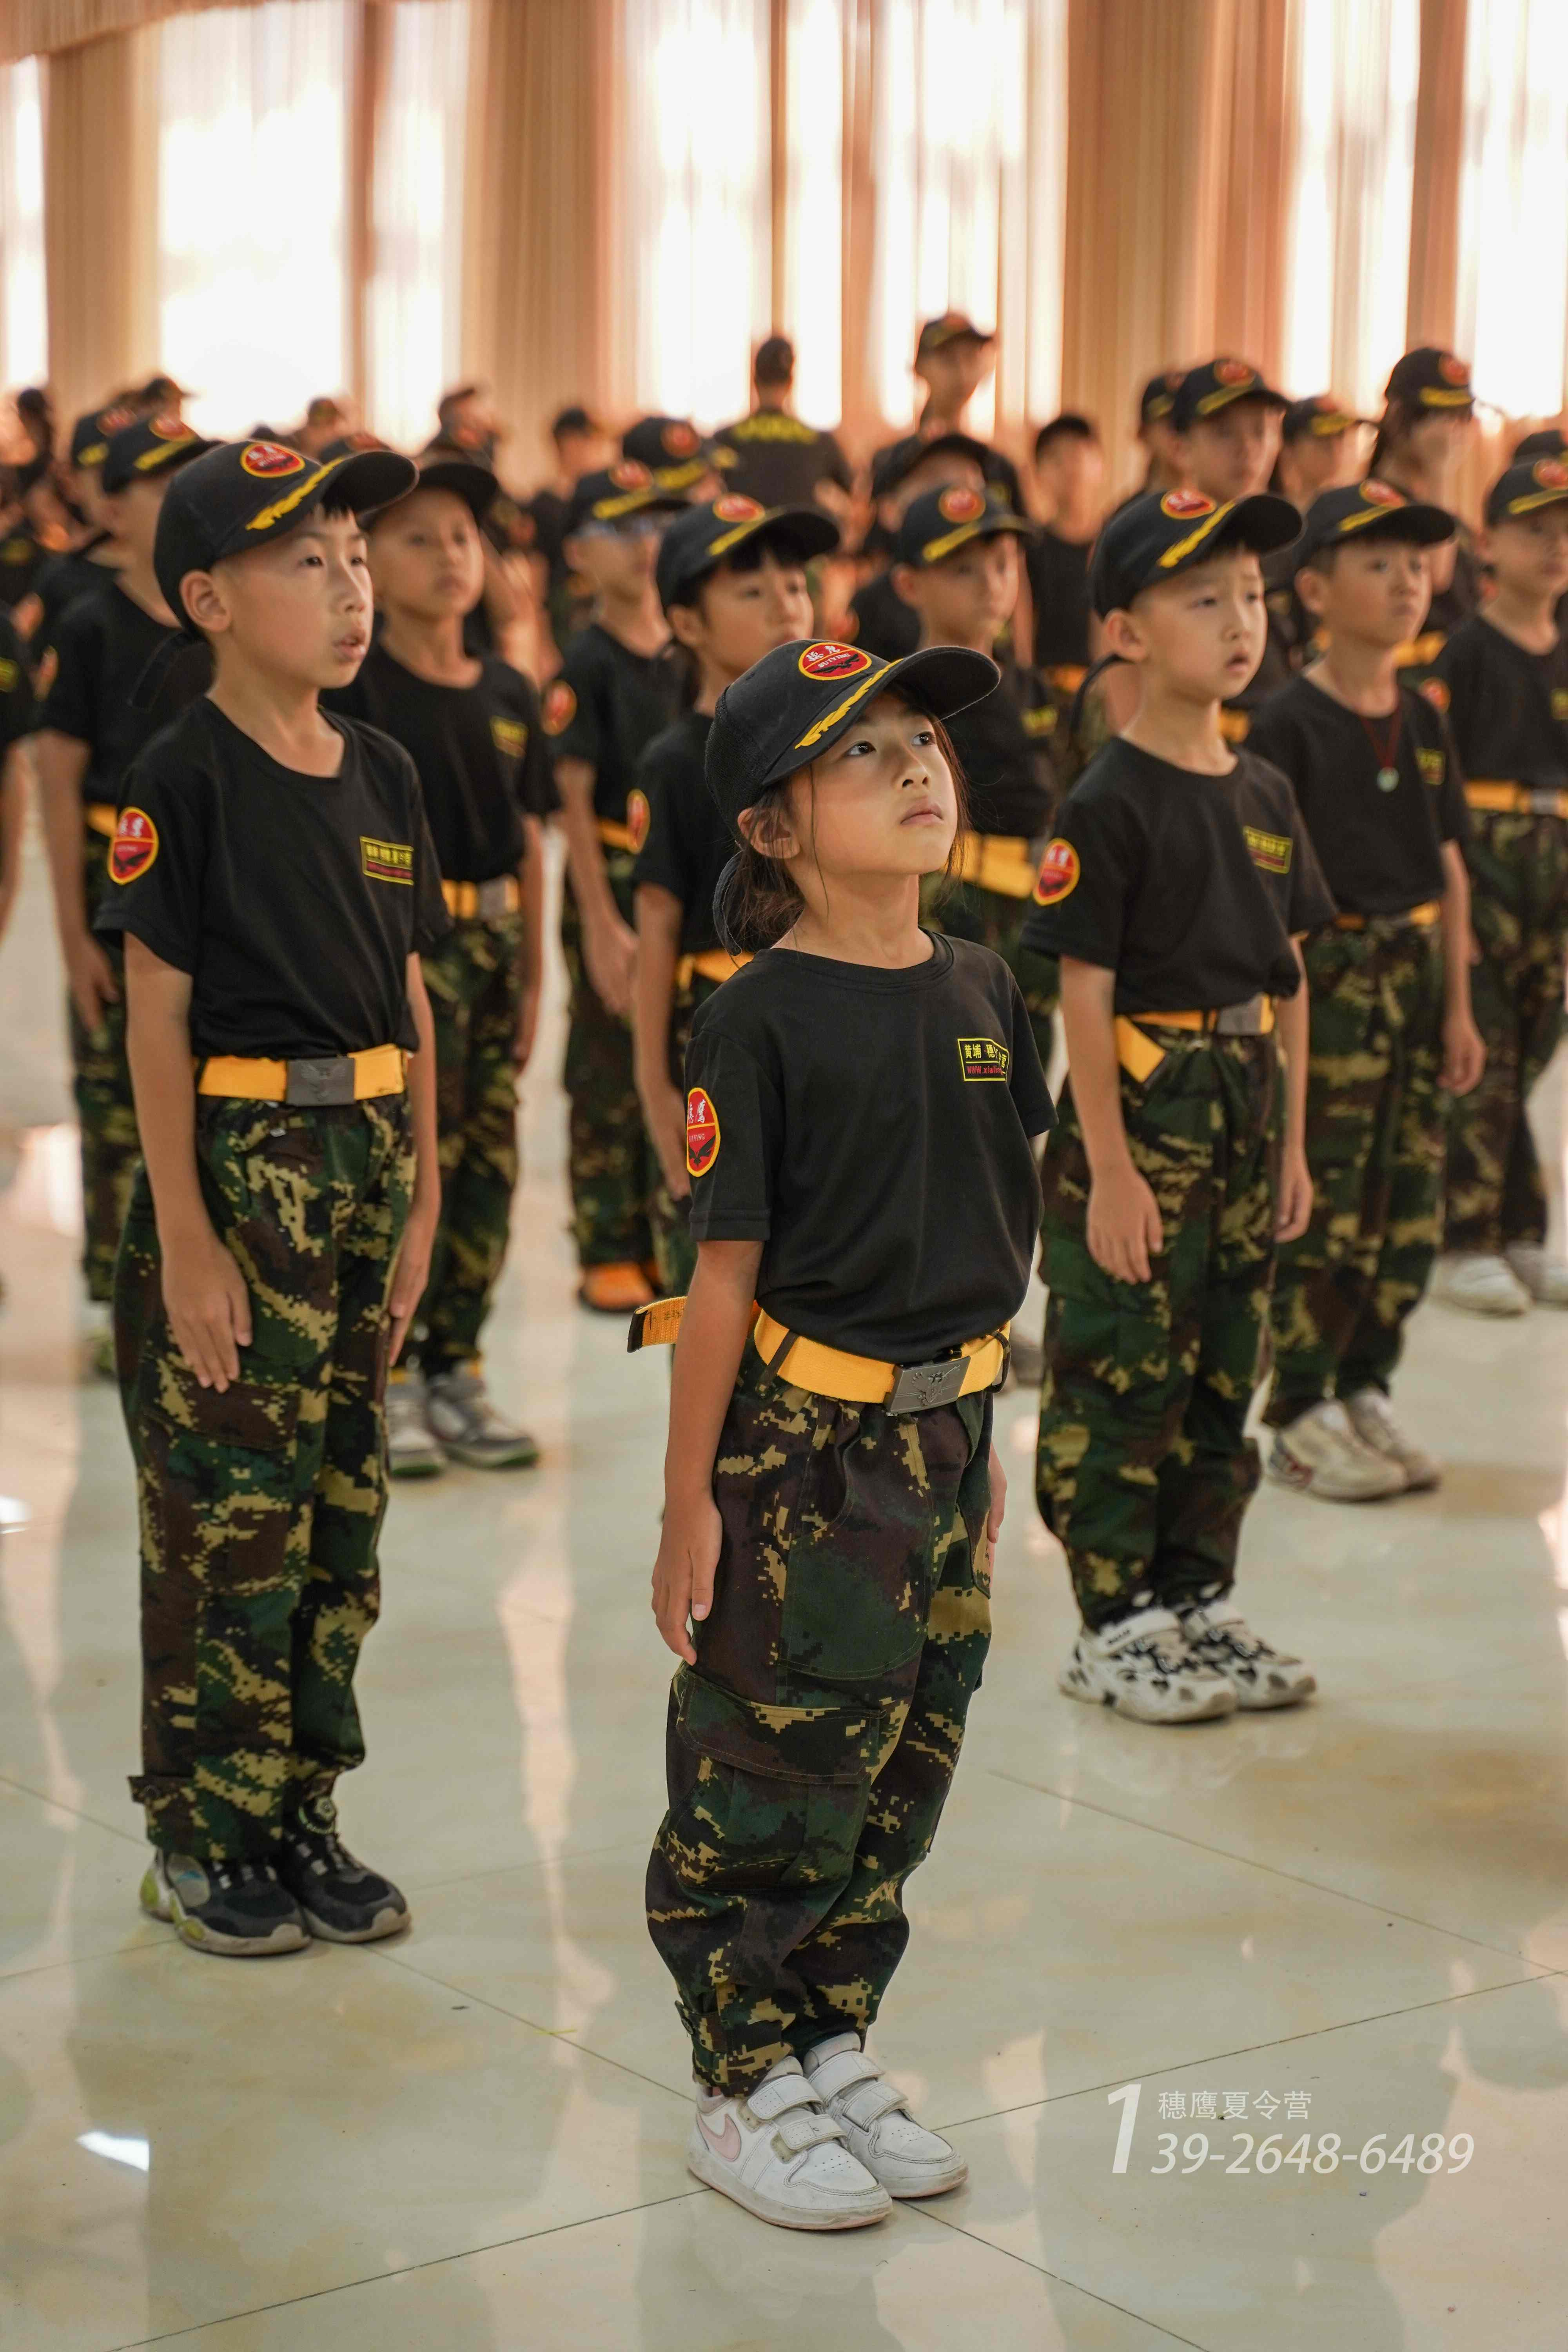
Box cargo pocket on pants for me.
[664,1667,885,1895]
[1042,1235,1170,1424]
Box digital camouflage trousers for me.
[416,913,523,1373]
[561,853,654,1270]
[74,829,140,1302]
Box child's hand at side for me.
[162,1224,252,1391]
[644,1079,692,1202]
[1275,1143,1313,1242]
[1087,1160,1164,1283]
[653,1494,723,1665]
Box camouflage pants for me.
[73,831,141,1301]
[561,854,653,1269]
[1037,1034,1279,1628]
[926,872,1058,1071]
[416,914,522,1374]
[1445,810,1568,1253]
[114,1096,414,1860]
[1267,923,1446,1425]
[648,970,722,1298]
[648,1346,993,2090]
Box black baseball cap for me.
[870,429,993,504]
[1513,427,1566,463]
[656,495,839,610]
[1172,359,1289,432]
[1296,479,1454,562]
[153,437,417,629]
[621,415,715,494]
[564,459,689,538]
[69,401,140,471]
[1140,370,1184,428]
[705,638,999,831]
[319,429,390,461]
[1281,394,1367,444]
[916,311,994,359]
[407,450,499,526]
[551,405,600,439]
[101,414,216,495]
[1383,347,1474,412]
[895,483,1034,568]
[1090,489,1300,616]
[1484,455,1568,527]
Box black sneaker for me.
[278,1798,411,1943]
[140,1849,309,1957]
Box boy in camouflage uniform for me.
[1024,490,1332,1726]
[95,439,446,1958]
[1248,484,1484,1499]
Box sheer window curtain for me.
[366,0,469,448]
[1,58,48,393]
[1455,0,1568,423]
[156,0,350,438]
[618,0,771,427]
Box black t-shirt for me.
[325,644,549,884]
[632,709,734,955]
[0,612,36,750]
[26,537,120,668]
[0,524,46,611]
[946,661,1057,838]
[847,570,920,662]
[1247,675,1466,918]
[39,579,185,804]
[710,412,852,510]
[1021,739,1335,1012]
[685,933,1053,1361]
[1436,613,1568,791]
[544,621,679,824]
[94,699,450,1060]
[1027,529,1093,670]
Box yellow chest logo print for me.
[958,1037,1010,1082]
[1243,826,1292,875]
[361,837,414,884]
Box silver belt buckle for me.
[1528,788,1565,818]
[885,1355,973,1414]
[1214,994,1266,1038]
[475,876,512,918]
[285,1056,356,1107]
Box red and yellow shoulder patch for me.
[1419,676,1450,713]
[542,679,577,736]
[626,788,650,853]
[685,1085,720,1177]
[109,806,159,884]
[1033,837,1080,905]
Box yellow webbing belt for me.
[1218,708,1251,744]
[1334,900,1440,932]
[1114,1004,1275,1084]
[1465,780,1568,820]
[196,1044,407,1102]
[626,1296,1007,1406]
[597,818,636,852]
[85,803,117,838]
[1043,664,1087,695]
[1394,631,1445,670]
[952,832,1039,900]
[442,874,522,917]
[674,948,751,989]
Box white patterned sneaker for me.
[424,1363,539,1468]
[1266,1400,1406,1501]
[687,2056,892,2231]
[1059,1604,1237,1724]
[1430,1252,1530,1316]
[385,1369,445,1478]
[1174,1598,1316,1710]
[1344,1388,1440,1491]
[1504,1244,1568,1307]
[802,2033,965,2197]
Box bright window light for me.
[0,58,47,391]
[366,0,470,448]
[1456,0,1568,418]
[78,2131,150,2172]
[782,0,843,428]
[156,2,350,438]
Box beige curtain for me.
[1406,0,1467,350]
[42,30,158,423]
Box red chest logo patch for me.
[685,1086,720,1177]
[1033,837,1080,905]
[798,641,873,681]
[241,441,305,478]
[109,806,159,884]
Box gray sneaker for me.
[385,1368,445,1478]
[424,1364,539,1468]
[140,1850,308,1957]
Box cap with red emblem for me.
[1383,347,1475,413]
[654,494,840,610]
[1172,359,1289,432]
[1296,479,1455,562]
[895,481,1036,567]
[1485,455,1568,525]
[1089,488,1301,615]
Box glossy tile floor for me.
[4,828,1568,2350]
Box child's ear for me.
[1294,562,1330,621]
[181,569,230,636]
[1102,606,1147,665]
[890,563,921,605]
[668,601,704,653]
[739,800,797,862]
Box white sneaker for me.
[1430,1252,1530,1317]
[1266,1400,1406,1502]
[1174,1598,1316,1711]
[424,1363,539,1468]
[1344,1387,1440,1491]
[687,2057,892,2231]
[1059,1604,1237,1724]
[385,1370,445,1479]
[802,2034,965,2198]
[1505,1243,1568,1307]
